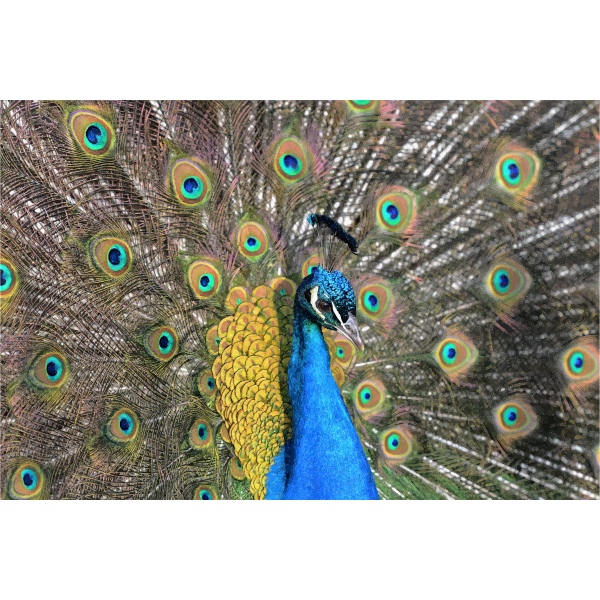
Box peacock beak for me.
[335,313,364,352]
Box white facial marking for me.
[310,286,325,320]
[331,302,344,326]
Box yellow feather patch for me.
[212,283,294,499]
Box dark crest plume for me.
[307,214,359,272]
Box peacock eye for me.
[302,253,320,278]
[355,379,386,413]
[171,159,211,206]
[494,147,541,201]
[375,187,417,234]
[29,351,69,389]
[493,398,537,439]
[316,300,332,314]
[145,326,178,361]
[230,456,246,480]
[346,100,378,113]
[484,261,531,305]
[69,110,114,156]
[10,463,44,499]
[273,136,309,183]
[380,427,413,462]
[106,408,139,443]
[91,237,133,277]
[190,419,212,449]
[236,222,270,262]
[432,331,479,383]
[0,259,18,299]
[188,260,221,299]
[193,486,217,500]
[560,342,599,384]
[198,370,217,397]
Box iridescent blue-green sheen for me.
[266,269,377,500]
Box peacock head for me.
[296,265,364,351]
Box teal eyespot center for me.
[198,424,208,441]
[207,377,215,390]
[45,356,63,381]
[382,201,401,225]
[388,434,400,449]
[493,269,510,293]
[365,293,379,312]
[570,352,585,374]
[21,468,38,490]
[279,154,302,176]
[502,159,521,185]
[0,265,12,291]
[199,489,213,500]
[280,288,286,295]
[337,347,345,358]
[182,176,204,200]
[442,343,457,364]
[119,413,134,435]
[84,122,108,150]
[107,244,127,271]
[352,101,371,106]
[308,266,315,275]
[236,298,242,304]
[360,388,372,404]
[158,331,174,354]
[244,237,262,252]
[502,408,518,427]
[199,273,215,292]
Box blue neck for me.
[280,308,378,500]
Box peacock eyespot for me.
[190,419,212,449]
[493,399,537,438]
[69,110,114,156]
[355,380,385,413]
[206,325,220,355]
[267,277,296,300]
[561,344,599,384]
[171,159,211,206]
[273,136,309,183]
[198,370,217,397]
[333,335,357,369]
[10,463,44,499]
[30,351,69,389]
[106,408,139,443]
[145,326,178,361]
[225,287,250,311]
[302,253,321,279]
[358,283,391,320]
[502,159,520,184]
[380,428,412,461]
[91,237,133,278]
[433,333,478,378]
[193,486,217,500]
[346,100,378,113]
[375,188,416,234]
[236,222,270,262]
[230,456,246,480]
[0,260,18,299]
[495,149,540,196]
[485,262,531,304]
[188,260,221,300]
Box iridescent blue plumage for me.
[266,266,378,500]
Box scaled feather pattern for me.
[1,100,599,500]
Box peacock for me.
[1,100,598,500]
